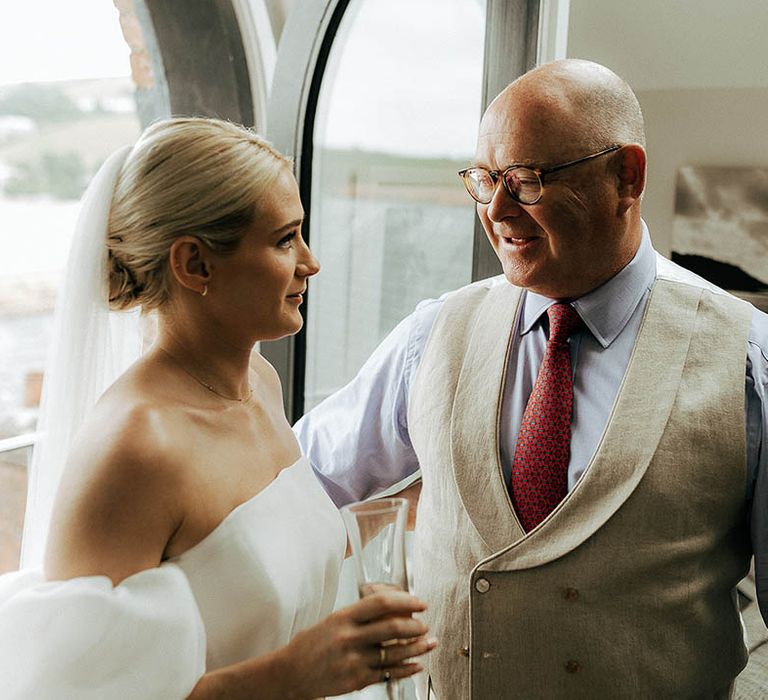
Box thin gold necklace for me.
[159,348,253,403]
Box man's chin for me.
[499,262,542,291]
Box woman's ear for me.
[169,236,212,295]
[615,144,646,215]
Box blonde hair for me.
[107,117,291,311]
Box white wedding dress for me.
[170,457,346,670]
[0,456,346,699]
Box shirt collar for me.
[520,221,657,348]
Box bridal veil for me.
[20,145,142,569]
[1,145,206,699]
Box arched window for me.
[0,0,542,572]
[263,0,541,420]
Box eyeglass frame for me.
[458,144,623,205]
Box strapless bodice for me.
[168,456,346,670]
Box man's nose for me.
[485,181,524,222]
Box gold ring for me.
[379,645,387,668]
[380,670,391,683]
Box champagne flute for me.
[340,498,409,700]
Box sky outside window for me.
[0,0,129,86]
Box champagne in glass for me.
[341,498,410,700]
[359,581,405,597]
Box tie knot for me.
[546,303,582,345]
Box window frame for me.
[263,0,543,421]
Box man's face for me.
[473,92,630,300]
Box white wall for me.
[639,87,768,255]
[567,0,768,255]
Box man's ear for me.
[169,236,212,295]
[615,144,646,215]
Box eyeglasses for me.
[458,144,622,205]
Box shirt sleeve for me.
[294,297,443,506]
[0,564,206,699]
[747,307,768,625]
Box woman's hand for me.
[277,590,436,699]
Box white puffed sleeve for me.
[0,564,206,699]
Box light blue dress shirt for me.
[295,224,768,621]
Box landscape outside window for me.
[0,1,140,572]
[304,0,485,411]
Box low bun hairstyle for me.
[107,117,291,311]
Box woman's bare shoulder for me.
[76,383,193,484]
[46,385,194,583]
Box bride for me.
[0,118,435,698]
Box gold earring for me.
[200,284,208,297]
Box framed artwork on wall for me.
[672,165,768,313]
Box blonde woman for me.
[0,118,435,698]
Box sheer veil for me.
[20,145,143,569]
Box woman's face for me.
[209,168,320,342]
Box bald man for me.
[295,60,768,698]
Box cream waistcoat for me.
[409,258,753,699]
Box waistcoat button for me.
[565,660,580,674]
[459,646,470,657]
[475,577,490,593]
[563,587,579,601]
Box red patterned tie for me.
[510,303,583,532]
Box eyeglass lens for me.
[464,167,541,205]
[503,168,541,204]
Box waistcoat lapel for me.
[482,278,704,571]
[451,282,526,552]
